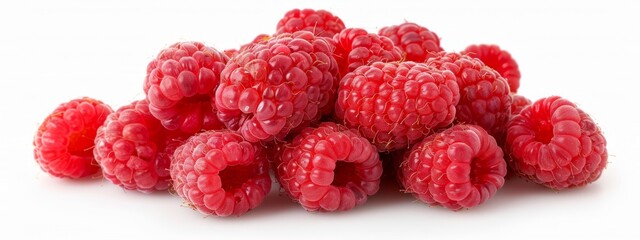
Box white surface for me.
[1,0,638,239]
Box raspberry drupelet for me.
[335,61,460,152]
[379,22,443,62]
[33,97,113,179]
[215,31,340,143]
[171,130,271,216]
[144,42,228,134]
[93,99,187,192]
[506,96,607,190]
[275,122,383,212]
[398,124,507,210]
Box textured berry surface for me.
[94,100,186,192]
[506,96,607,189]
[398,124,507,210]
[463,44,521,93]
[335,61,460,152]
[215,31,339,142]
[33,97,113,179]
[144,42,228,134]
[333,28,403,77]
[171,130,271,216]
[276,9,345,38]
[275,122,382,212]
[511,94,531,115]
[427,52,512,143]
[224,34,272,58]
[379,22,443,62]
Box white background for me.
[1,0,638,239]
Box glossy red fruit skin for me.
[94,99,187,192]
[215,31,339,143]
[462,44,521,93]
[333,28,403,77]
[426,52,512,143]
[144,42,228,134]
[170,130,271,217]
[379,22,443,62]
[275,122,382,212]
[276,9,346,38]
[506,96,607,190]
[33,97,113,179]
[335,61,460,152]
[398,124,507,211]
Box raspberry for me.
[170,130,271,216]
[426,52,512,143]
[215,31,339,142]
[33,97,113,179]
[398,124,507,210]
[276,9,345,38]
[378,22,443,62]
[335,61,460,152]
[275,122,382,212]
[511,94,531,115]
[333,28,403,77]
[505,96,607,190]
[144,42,228,134]
[462,44,521,93]
[93,100,187,192]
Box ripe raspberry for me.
[426,52,512,143]
[506,96,607,190]
[275,122,382,212]
[333,28,403,77]
[144,42,228,134]
[276,9,345,38]
[93,100,187,192]
[335,61,460,152]
[511,94,531,115]
[462,44,521,93]
[398,124,507,210]
[171,130,271,217]
[378,22,443,62]
[33,97,113,179]
[215,31,339,142]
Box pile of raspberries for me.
[33,8,608,216]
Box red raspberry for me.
[276,9,345,38]
[462,44,521,93]
[170,130,271,217]
[506,96,607,190]
[335,61,460,152]
[378,22,443,62]
[275,122,382,212]
[333,28,403,77]
[398,124,507,210]
[426,52,512,143]
[33,97,113,179]
[215,31,339,142]
[93,100,187,192]
[511,94,531,115]
[144,42,228,134]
